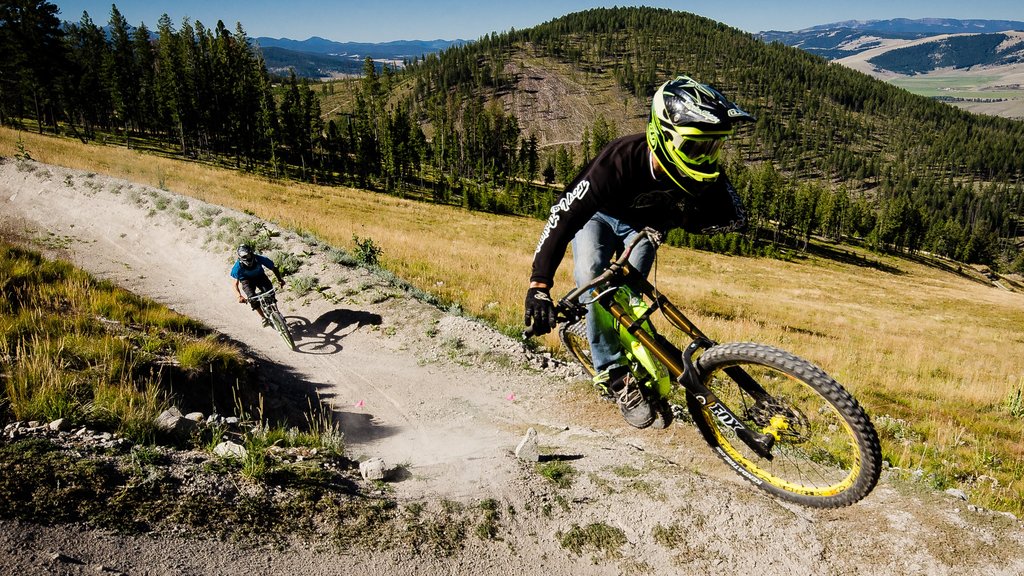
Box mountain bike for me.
[246,287,295,351]
[525,229,882,508]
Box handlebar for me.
[522,228,663,339]
[560,228,662,305]
[245,288,277,303]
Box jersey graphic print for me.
[534,179,590,254]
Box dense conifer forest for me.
[1,3,1022,270]
[867,33,1010,74]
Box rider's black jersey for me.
[530,133,746,287]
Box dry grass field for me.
[3,126,1023,514]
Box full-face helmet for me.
[646,75,754,185]
[237,244,255,267]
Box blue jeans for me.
[572,212,656,373]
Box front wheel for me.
[688,342,881,508]
[269,309,296,351]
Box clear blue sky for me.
[51,1,1024,43]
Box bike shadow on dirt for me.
[332,409,402,447]
[286,308,383,354]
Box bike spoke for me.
[698,354,871,502]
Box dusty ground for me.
[2,157,1023,575]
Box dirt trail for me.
[2,158,1023,576]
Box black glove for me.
[524,287,557,336]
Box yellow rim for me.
[705,374,862,497]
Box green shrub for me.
[537,460,575,488]
[352,235,383,267]
[326,247,358,267]
[288,275,320,296]
[271,251,302,276]
[558,522,627,558]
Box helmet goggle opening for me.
[666,130,730,165]
[676,136,724,164]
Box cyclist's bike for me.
[246,287,295,351]
[526,229,882,508]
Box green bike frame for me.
[591,284,673,399]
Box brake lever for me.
[522,301,585,340]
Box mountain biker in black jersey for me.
[231,244,286,327]
[524,75,753,428]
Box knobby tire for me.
[559,320,595,376]
[689,342,881,508]
[270,308,295,351]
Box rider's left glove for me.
[524,287,557,336]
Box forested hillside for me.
[1,3,1022,272]
[866,33,1017,74]
[402,7,1024,267]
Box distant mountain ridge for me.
[758,18,1024,119]
[255,36,465,59]
[257,46,367,78]
[795,18,1024,35]
[253,36,465,79]
[759,18,1024,60]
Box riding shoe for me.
[607,367,655,429]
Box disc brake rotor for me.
[747,397,811,443]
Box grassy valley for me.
[834,31,1024,119]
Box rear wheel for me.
[559,319,595,376]
[688,342,881,508]
[560,319,674,428]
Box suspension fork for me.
[605,265,776,459]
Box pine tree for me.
[0,0,68,132]
[106,5,139,145]
[63,10,112,138]
[132,22,156,135]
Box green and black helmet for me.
[646,75,754,185]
